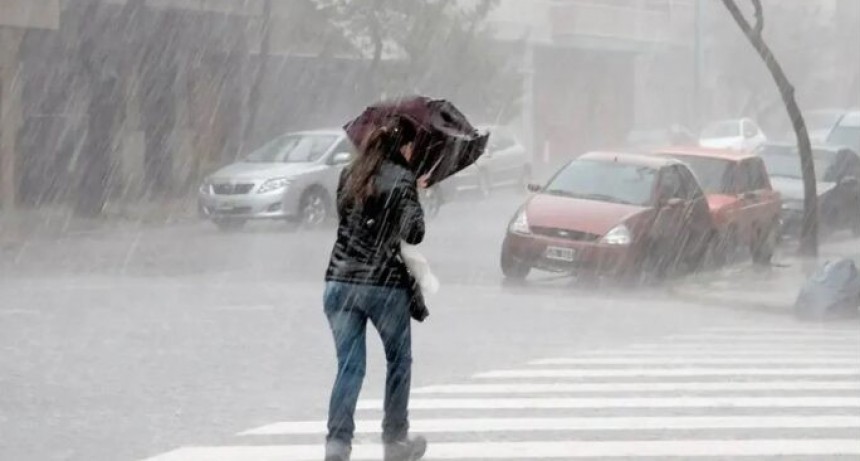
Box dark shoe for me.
[384,435,427,461]
[324,439,351,461]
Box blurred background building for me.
[1,0,858,215]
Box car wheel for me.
[682,229,711,274]
[477,169,492,198]
[299,188,330,229]
[501,249,530,281]
[213,218,246,232]
[751,221,778,266]
[709,227,739,267]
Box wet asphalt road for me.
[1,190,857,461]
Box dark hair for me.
[342,116,417,205]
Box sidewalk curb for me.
[668,247,860,316]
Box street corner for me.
[666,261,806,314]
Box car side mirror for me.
[331,152,352,165]
[527,183,542,193]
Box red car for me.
[501,152,713,282]
[652,147,781,265]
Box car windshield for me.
[544,159,656,206]
[244,134,338,163]
[806,111,843,131]
[669,155,732,194]
[758,145,835,181]
[701,121,739,139]
[826,114,860,152]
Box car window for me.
[669,154,732,194]
[245,134,339,163]
[328,138,356,163]
[676,165,704,199]
[748,158,770,190]
[544,159,657,206]
[759,145,836,182]
[826,115,860,153]
[825,150,860,182]
[657,167,685,201]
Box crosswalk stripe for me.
[622,345,859,352]
[242,415,860,435]
[530,357,860,365]
[668,334,860,341]
[475,367,860,378]
[140,326,860,461]
[578,350,860,357]
[661,337,860,344]
[357,396,860,410]
[142,439,860,460]
[412,381,860,394]
[702,328,860,334]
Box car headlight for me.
[509,209,530,235]
[601,224,631,245]
[258,178,291,194]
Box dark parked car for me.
[500,152,713,283]
[757,143,860,237]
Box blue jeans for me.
[324,281,412,445]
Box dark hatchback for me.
[757,143,860,237]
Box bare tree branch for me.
[721,0,819,256]
[751,0,764,35]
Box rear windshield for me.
[544,159,656,206]
[668,155,732,194]
[758,145,835,181]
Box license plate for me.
[217,202,237,210]
[545,246,575,262]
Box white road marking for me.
[668,333,860,340]
[142,439,860,460]
[622,345,860,352]
[411,381,860,394]
[242,415,860,435]
[578,350,860,357]
[475,367,860,379]
[531,357,860,365]
[357,396,860,410]
[703,328,860,334]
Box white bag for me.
[400,241,440,295]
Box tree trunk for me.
[721,0,818,257]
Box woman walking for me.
[324,115,427,461]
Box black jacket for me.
[325,155,425,288]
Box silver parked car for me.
[198,129,354,230]
[448,125,531,197]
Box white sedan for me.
[700,118,767,151]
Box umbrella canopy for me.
[344,96,489,187]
